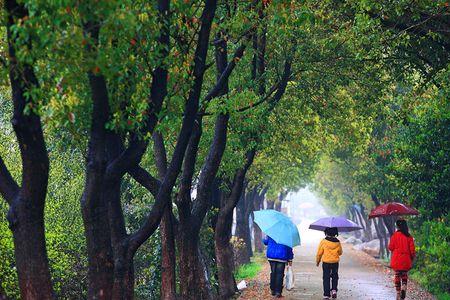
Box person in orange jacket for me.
[389,219,416,300]
[316,227,343,299]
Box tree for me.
[0,1,54,298]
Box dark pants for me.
[322,262,339,297]
[269,261,286,295]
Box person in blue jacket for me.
[263,235,294,297]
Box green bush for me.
[437,293,450,300]
[411,217,450,296]
[0,211,19,299]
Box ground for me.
[238,222,435,300]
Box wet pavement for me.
[285,243,394,299]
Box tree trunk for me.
[359,204,373,241]
[215,150,255,298]
[381,221,390,259]
[111,248,134,300]
[160,206,177,300]
[349,207,362,239]
[8,205,55,300]
[371,194,390,258]
[354,206,368,241]
[254,224,264,253]
[274,192,284,212]
[80,18,116,299]
[1,1,55,299]
[178,229,209,300]
[375,218,389,259]
[373,218,385,258]
[274,201,282,212]
[348,207,356,223]
[215,208,238,300]
[81,159,114,300]
[383,216,395,236]
[366,218,373,241]
[235,191,252,264]
[253,191,265,253]
[198,248,214,299]
[243,190,255,258]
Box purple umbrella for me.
[309,216,362,232]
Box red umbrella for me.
[368,202,419,219]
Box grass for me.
[234,253,265,282]
[410,272,450,300]
[437,293,450,300]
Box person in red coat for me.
[389,219,416,300]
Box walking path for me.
[239,221,435,300]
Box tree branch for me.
[6,0,49,208]
[202,43,247,106]
[267,54,293,112]
[104,0,171,180]
[222,149,256,214]
[176,118,202,216]
[0,156,18,204]
[192,113,229,228]
[153,131,168,178]
[128,166,161,198]
[191,35,231,228]
[127,0,218,255]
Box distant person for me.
[263,236,294,298]
[316,227,342,299]
[389,219,416,300]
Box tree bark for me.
[153,132,177,300]
[235,188,253,264]
[0,1,55,298]
[275,191,286,212]
[266,199,275,209]
[177,111,230,300]
[371,194,391,258]
[353,205,368,241]
[381,221,390,259]
[253,190,265,253]
[106,1,217,299]
[175,24,247,299]
[359,204,373,241]
[383,216,395,236]
[215,203,237,300]
[373,218,385,258]
[348,206,356,223]
[81,20,115,298]
[178,224,211,300]
[349,206,362,239]
[160,205,177,300]
[215,150,255,299]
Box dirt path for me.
[239,222,435,300]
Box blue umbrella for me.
[253,209,301,248]
[309,216,362,232]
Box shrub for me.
[411,217,450,296]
